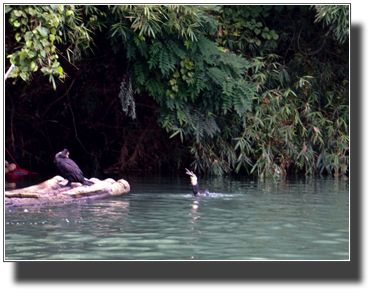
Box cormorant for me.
[54,149,94,187]
[185,168,210,196]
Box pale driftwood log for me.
[5,176,130,207]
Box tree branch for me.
[41,77,77,117]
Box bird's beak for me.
[185,168,194,177]
[185,168,197,185]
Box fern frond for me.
[126,40,136,60]
[232,79,254,116]
[206,67,227,85]
[177,109,186,125]
[145,78,165,100]
[137,40,149,58]
[197,34,221,65]
[159,48,170,76]
[133,61,146,85]
[148,41,162,69]
[166,39,187,58]
[165,97,175,110]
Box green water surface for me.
[5,173,349,260]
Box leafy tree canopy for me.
[5,5,349,177]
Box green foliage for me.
[114,5,344,177]
[212,5,280,57]
[5,5,348,177]
[6,5,103,89]
[186,5,349,176]
[105,5,255,154]
[109,5,219,41]
[313,5,349,43]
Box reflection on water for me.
[5,174,349,260]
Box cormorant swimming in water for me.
[54,149,94,187]
[185,168,210,196]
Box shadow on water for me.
[5,174,349,260]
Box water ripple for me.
[5,174,349,260]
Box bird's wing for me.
[64,159,84,180]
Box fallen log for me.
[5,176,130,207]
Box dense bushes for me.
[5,5,349,176]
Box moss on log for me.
[5,192,40,198]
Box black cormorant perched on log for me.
[54,149,94,187]
[185,168,210,196]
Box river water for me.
[5,173,349,260]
